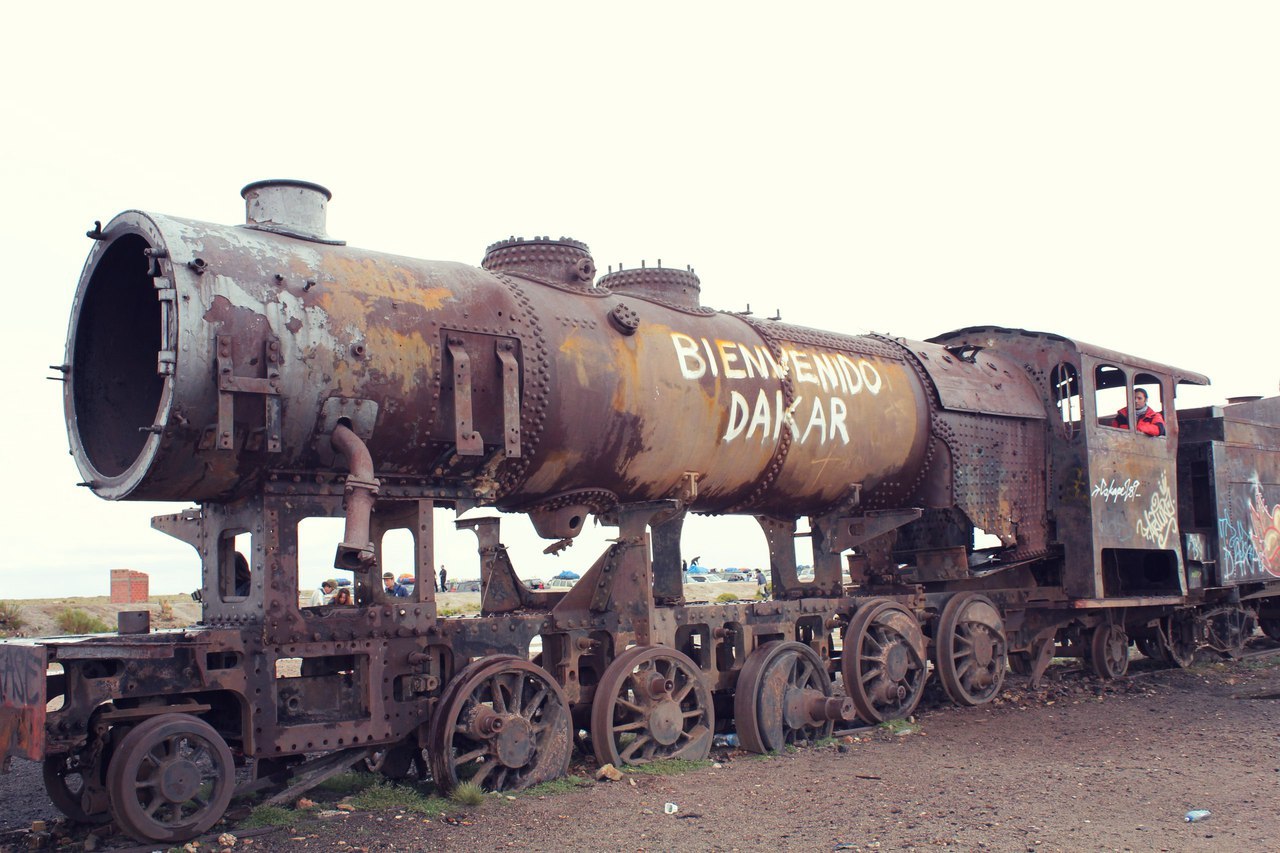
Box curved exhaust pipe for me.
[331,422,380,570]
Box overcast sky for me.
[1,3,1275,599]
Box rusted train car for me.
[2,181,1277,844]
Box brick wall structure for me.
[110,569,149,604]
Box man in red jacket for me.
[1114,388,1166,436]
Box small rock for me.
[183,844,201,853]
[596,763,624,782]
[83,835,99,852]
[841,735,856,745]
[217,833,237,847]
[711,762,723,769]
[629,778,636,787]
[296,797,317,810]
[837,744,849,753]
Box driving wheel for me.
[1088,622,1130,679]
[936,593,1008,706]
[841,599,928,723]
[591,646,713,766]
[105,714,236,844]
[427,656,571,794]
[734,641,848,753]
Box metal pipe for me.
[331,423,380,570]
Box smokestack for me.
[241,179,342,244]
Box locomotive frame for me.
[3,181,1278,844]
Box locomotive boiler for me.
[2,180,1277,844]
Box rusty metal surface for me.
[0,642,46,762]
[7,182,1280,846]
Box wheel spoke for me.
[523,686,549,720]
[455,746,488,765]
[490,677,508,714]
[612,719,649,732]
[469,758,497,788]
[620,733,650,762]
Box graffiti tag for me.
[1136,471,1176,548]
[1091,478,1141,503]
[1219,516,1261,582]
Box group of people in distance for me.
[308,565,451,606]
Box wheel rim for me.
[590,647,713,766]
[105,714,235,843]
[1089,623,1129,679]
[734,641,843,753]
[937,593,1007,706]
[842,599,928,723]
[42,753,109,824]
[427,657,570,794]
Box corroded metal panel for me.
[0,642,46,761]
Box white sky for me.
[0,3,1275,599]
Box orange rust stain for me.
[559,333,604,388]
[362,328,438,397]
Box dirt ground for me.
[3,650,1277,853]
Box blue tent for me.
[686,565,709,574]
[554,570,580,579]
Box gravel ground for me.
[4,652,1278,852]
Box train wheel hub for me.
[494,716,535,768]
[158,758,201,803]
[971,631,994,668]
[885,642,910,682]
[648,700,683,746]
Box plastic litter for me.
[1184,809,1211,823]
[713,733,739,747]
[664,802,679,815]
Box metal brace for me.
[496,340,521,458]
[447,337,483,456]
[216,334,283,452]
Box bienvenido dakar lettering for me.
[669,332,882,446]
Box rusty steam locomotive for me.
[3,180,1277,843]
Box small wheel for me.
[1164,613,1197,668]
[591,647,714,767]
[1135,636,1168,663]
[936,593,1008,706]
[42,753,108,824]
[364,743,425,779]
[733,641,846,753]
[1008,652,1032,677]
[105,714,236,844]
[841,599,928,723]
[427,656,570,794]
[1089,623,1130,679]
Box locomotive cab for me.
[1067,347,1207,602]
[930,328,1207,601]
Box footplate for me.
[0,642,47,763]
